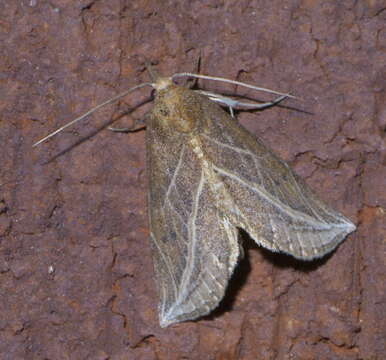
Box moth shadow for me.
[202,229,253,321]
[258,244,332,272]
[37,97,152,165]
[204,229,333,322]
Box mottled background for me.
[0,0,385,359]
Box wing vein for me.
[212,164,337,230]
[202,133,264,158]
[163,144,186,207]
[288,170,328,223]
[150,232,179,300]
[173,168,205,309]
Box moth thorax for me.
[154,86,201,134]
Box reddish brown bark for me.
[0,1,384,359]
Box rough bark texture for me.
[0,1,385,359]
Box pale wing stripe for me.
[288,170,328,223]
[212,165,347,230]
[163,144,186,207]
[208,272,223,288]
[160,285,167,320]
[170,169,205,311]
[263,191,304,254]
[204,133,330,226]
[292,230,304,256]
[150,232,178,299]
[252,156,263,182]
[201,133,261,158]
[259,166,280,200]
[202,278,212,294]
[258,172,308,254]
[310,231,324,255]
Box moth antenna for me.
[172,72,297,99]
[33,82,152,147]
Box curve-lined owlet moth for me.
[34,65,356,328]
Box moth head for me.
[152,81,202,134]
[153,76,173,91]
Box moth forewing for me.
[197,99,356,260]
[146,76,355,327]
[146,85,242,327]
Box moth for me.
[34,66,356,328]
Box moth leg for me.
[196,90,288,117]
[108,127,134,132]
[108,117,145,133]
[195,90,238,117]
[231,94,288,110]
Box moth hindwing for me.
[146,75,355,327]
